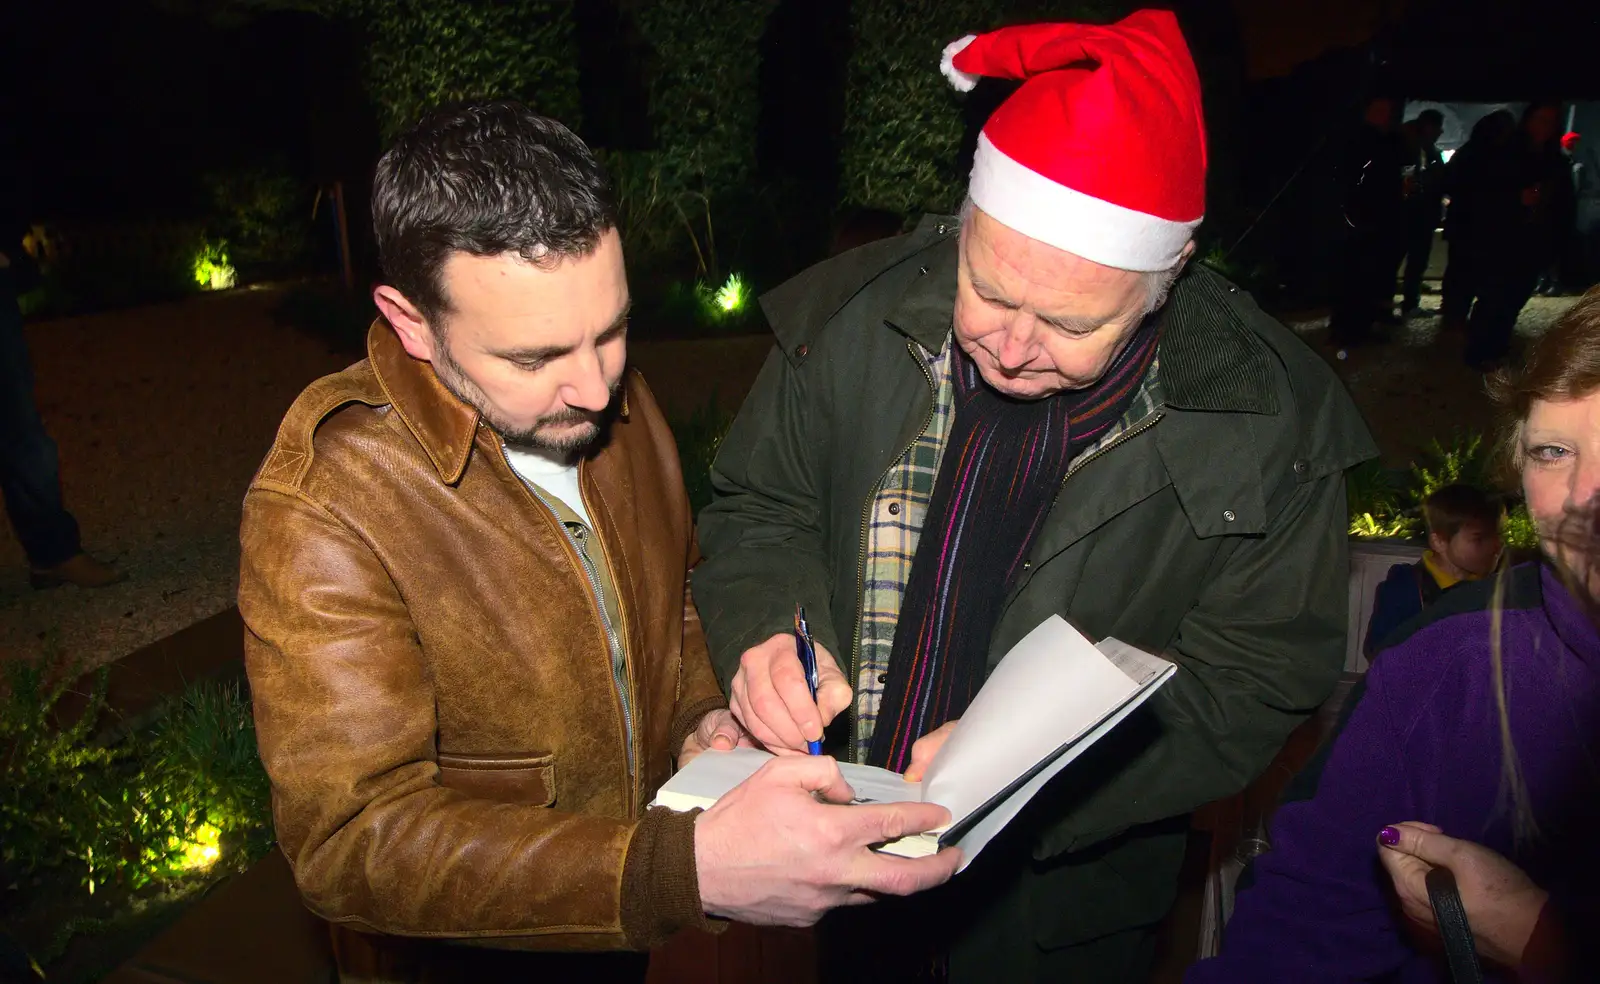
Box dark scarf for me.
[868,318,1160,771]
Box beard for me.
[432,342,622,456]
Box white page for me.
[651,746,773,811]
[837,762,926,806]
[922,616,1139,826]
[650,749,926,809]
[1097,637,1173,687]
[941,663,1175,869]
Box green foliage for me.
[1348,510,1417,540]
[2,661,272,966]
[18,220,208,317]
[146,680,274,861]
[672,398,735,518]
[202,160,314,277]
[1348,433,1509,542]
[330,0,580,142]
[840,0,1128,216]
[1502,503,1540,551]
[599,149,722,280]
[1,659,129,896]
[635,0,776,194]
[1410,433,1489,501]
[1346,460,1421,538]
[605,1,775,283]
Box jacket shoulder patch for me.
[252,362,387,490]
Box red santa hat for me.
[941,10,1206,272]
[1561,131,1581,153]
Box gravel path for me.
[0,288,772,671]
[0,288,350,669]
[1282,291,1581,469]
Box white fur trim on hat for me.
[968,133,1201,272]
[940,35,980,92]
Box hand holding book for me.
[658,616,1176,871]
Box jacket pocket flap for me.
[436,753,556,807]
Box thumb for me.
[814,643,853,724]
[703,710,743,750]
[1380,822,1455,865]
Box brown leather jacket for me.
[239,323,726,954]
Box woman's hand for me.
[1377,821,1549,968]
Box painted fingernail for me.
[1379,826,1400,847]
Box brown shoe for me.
[30,553,127,590]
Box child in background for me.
[1363,483,1504,657]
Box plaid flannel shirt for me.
[851,337,1165,760]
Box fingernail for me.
[1379,826,1400,847]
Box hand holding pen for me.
[794,604,823,755]
[725,607,853,755]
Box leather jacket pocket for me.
[437,752,557,807]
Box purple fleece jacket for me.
[1187,562,1600,983]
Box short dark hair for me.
[1416,108,1444,127]
[372,101,616,328]
[1423,484,1501,539]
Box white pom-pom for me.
[940,35,981,92]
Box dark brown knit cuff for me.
[620,807,725,949]
[667,695,730,761]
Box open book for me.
[651,615,1175,871]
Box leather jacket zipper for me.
[848,340,937,765]
[500,443,637,801]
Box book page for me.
[837,762,926,806]
[921,615,1140,832]
[650,749,926,807]
[939,663,1174,868]
[651,746,773,811]
[1097,637,1172,686]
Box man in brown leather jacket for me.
[239,102,959,982]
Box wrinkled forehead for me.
[960,208,1147,319]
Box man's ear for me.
[1174,239,1199,274]
[1427,529,1449,556]
[373,286,438,362]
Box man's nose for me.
[995,315,1036,371]
[562,348,612,412]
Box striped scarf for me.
[868,317,1160,771]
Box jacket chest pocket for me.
[436,752,557,807]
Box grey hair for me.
[957,197,1184,317]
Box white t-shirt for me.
[503,446,593,527]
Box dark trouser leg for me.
[1329,233,1379,345]
[0,281,80,568]
[1465,260,1540,366]
[1440,238,1476,327]
[1400,221,1435,311]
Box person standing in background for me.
[1440,109,1517,338]
[1328,95,1407,348]
[0,136,123,589]
[1397,109,1447,318]
[1464,101,1573,371]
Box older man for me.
[240,102,958,983]
[692,12,1376,981]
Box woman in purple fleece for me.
[1188,288,1600,984]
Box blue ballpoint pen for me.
[794,604,823,755]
